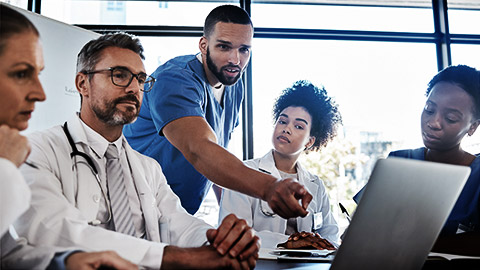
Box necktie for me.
[105,144,136,236]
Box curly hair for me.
[273,80,342,152]
[426,65,480,119]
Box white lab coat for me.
[0,158,59,269]
[219,150,340,248]
[15,115,212,269]
[0,158,30,236]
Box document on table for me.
[259,248,336,261]
[428,252,480,260]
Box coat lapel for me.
[124,143,161,242]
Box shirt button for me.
[93,194,100,203]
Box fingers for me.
[283,231,336,251]
[247,253,258,269]
[238,235,260,261]
[211,214,237,253]
[65,251,138,270]
[214,214,256,259]
[0,125,30,167]
[299,190,313,211]
[95,251,138,270]
[240,258,252,270]
[206,228,217,244]
[266,178,312,219]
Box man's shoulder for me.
[153,54,201,76]
[27,125,65,145]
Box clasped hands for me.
[278,231,336,250]
[206,213,260,269]
[162,213,260,269]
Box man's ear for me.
[199,36,208,55]
[75,72,89,97]
[468,119,480,136]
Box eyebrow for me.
[427,100,464,116]
[216,39,252,49]
[115,65,146,74]
[12,62,34,69]
[279,113,309,125]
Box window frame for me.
[26,0,480,159]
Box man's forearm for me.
[185,139,276,200]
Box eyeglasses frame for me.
[82,66,155,92]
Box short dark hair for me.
[0,4,39,55]
[273,80,342,151]
[203,5,253,38]
[426,65,480,119]
[76,32,145,74]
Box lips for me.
[19,109,34,119]
[277,135,290,143]
[223,65,240,77]
[115,95,139,109]
[423,132,440,142]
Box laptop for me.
[329,157,471,270]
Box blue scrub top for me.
[124,54,244,214]
[353,147,480,236]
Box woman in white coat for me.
[219,80,342,248]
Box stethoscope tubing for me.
[62,122,112,225]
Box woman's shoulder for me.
[389,147,425,160]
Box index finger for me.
[293,184,312,211]
[288,182,311,217]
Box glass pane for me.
[40,0,236,25]
[251,38,438,229]
[0,0,28,9]
[451,44,480,154]
[251,3,433,32]
[451,44,480,70]
[448,9,480,34]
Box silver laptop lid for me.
[331,157,470,270]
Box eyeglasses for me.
[83,66,155,92]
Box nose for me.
[228,50,241,65]
[27,77,46,102]
[282,127,291,135]
[125,76,142,94]
[426,113,441,130]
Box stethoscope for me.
[62,122,112,226]
[258,168,277,217]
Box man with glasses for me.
[124,4,312,219]
[16,32,259,269]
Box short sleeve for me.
[147,67,206,134]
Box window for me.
[40,0,236,26]
[12,0,480,228]
[251,2,433,32]
[448,7,480,34]
[252,38,437,225]
[0,0,27,9]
